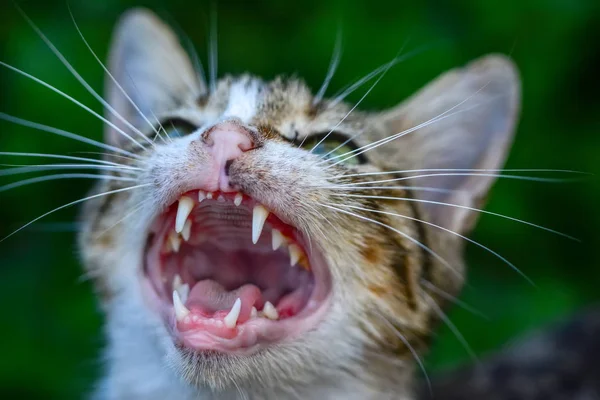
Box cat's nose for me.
[202,121,255,191]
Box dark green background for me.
[1,0,599,398]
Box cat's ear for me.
[377,55,520,235]
[105,8,206,146]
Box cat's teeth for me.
[173,290,190,321]
[217,194,225,203]
[234,192,243,206]
[177,284,190,304]
[198,190,206,202]
[175,196,194,233]
[288,244,301,267]
[262,301,279,320]
[181,219,192,242]
[173,274,183,290]
[169,232,182,252]
[272,229,284,251]
[224,298,242,329]
[250,306,258,319]
[252,205,269,244]
[206,192,213,199]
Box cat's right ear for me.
[105,8,206,147]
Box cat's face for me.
[79,9,519,394]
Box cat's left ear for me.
[105,8,206,146]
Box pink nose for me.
[203,122,254,191]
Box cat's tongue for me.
[186,280,262,323]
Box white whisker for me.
[333,172,583,186]
[332,193,578,242]
[0,151,136,168]
[422,291,479,364]
[94,198,152,238]
[0,164,139,177]
[323,83,496,167]
[0,112,140,159]
[1,183,151,242]
[318,202,462,278]
[374,310,431,395]
[312,30,343,105]
[67,5,167,145]
[0,61,147,151]
[330,168,587,180]
[209,4,218,92]
[0,173,137,194]
[309,44,407,154]
[420,279,489,320]
[317,185,462,195]
[15,5,154,148]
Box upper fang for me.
[252,205,269,244]
[175,196,194,233]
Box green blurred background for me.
[0,0,599,398]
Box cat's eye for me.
[301,133,365,166]
[160,119,197,139]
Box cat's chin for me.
[141,189,332,354]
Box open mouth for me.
[144,190,332,353]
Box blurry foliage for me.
[0,0,599,398]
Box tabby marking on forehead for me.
[222,78,262,123]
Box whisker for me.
[309,41,409,154]
[323,83,496,167]
[15,4,154,148]
[0,173,137,194]
[332,193,578,242]
[374,310,431,395]
[209,3,218,92]
[312,29,343,106]
[329,42,429,107]
[67,5,167,145]
[1,183,151,242]
[420,279,489,320]
[122,68,173,144]
[0,151,136,168]
[0,164,139,177]
[317,202,462,278]
[94,198,153,238]
[330,168,588,180]
[72,151,144,164]
[0,112,140,159]
[317,185,462,195]
[422,290,479,364]
[332,172,583,186]
[0,61,147,151]
[328,201,533,283]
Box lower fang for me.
[224,298,242,328]
[169,232,181,252]
[181,220,192,241]
[173,290,190,321]
[177,283,190,303]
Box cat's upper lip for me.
[142,188,332,354]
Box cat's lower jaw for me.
[142,189,333,354]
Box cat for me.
[7,7,522,400]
